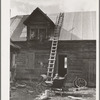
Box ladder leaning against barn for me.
[46,13,64,83]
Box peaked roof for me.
[10,11,96,41]
[24,7,54,26]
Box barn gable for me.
[24,7,54,26]
[23,7,55,41]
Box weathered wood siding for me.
[14,40,96,87]
[57,41,96,87]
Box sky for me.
[10,0,97,17]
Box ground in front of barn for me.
[10,80,96,100]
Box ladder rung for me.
[53,39,58,41]
[52,42,58,44]
[50,54,56,57]
[52,45,57,47]
[51,52,56,55]
[51,52,56,54]
[52,41,58,43]
[49,61,55,64]
[52,41,57,44]
[49,56,55,58]
[48,70,54,73]
[49,62,55,64]
[48,71,53,73]
[48,59,55,60]
[48,63,54,66]
[50,52,56,54]
[48,68,54,71]
[51,50,56,52]
[48,69,54,71]
[51,48,57,50]
[54,36,59,38]
[49,58,55,60]
[47,73,53,76]
[48,67,54,69]
[52,43,57,45]
[49,57,55,60]
[50,54,56,56]
[49,60,55,62]
[53,37,58,39]
[52,44,57,46]
[47,74,52,76]
[50,52,56,55]
[51,49,56,51]
[52,46,57,48]
[48,62,55,65]
[52,46,57,49]
[48,66,54,69]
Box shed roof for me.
[10,11,96,41]
[10,41,21,49]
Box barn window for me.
[39,28,47,41]
[30,28,47,41]
[30,29,38,40]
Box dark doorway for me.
[58,55,67,77]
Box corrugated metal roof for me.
[10,11,96,41]
[10,15,28,41]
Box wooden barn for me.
[10,7,96,87]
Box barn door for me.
[88,59,96,87]
[58,55,67,77]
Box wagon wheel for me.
[74,78,87,88]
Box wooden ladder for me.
[46,13,64,83]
